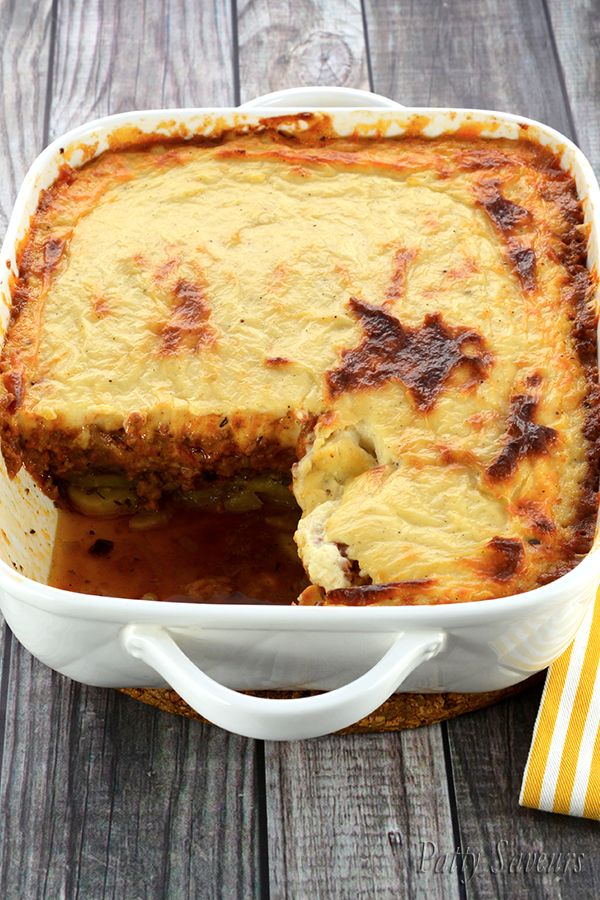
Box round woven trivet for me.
[120,674,543,733]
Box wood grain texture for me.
[0,0,54,227]
[50,0,234,135]
[363,0,573,137]
[265,730,460,900]
[446,687,600,899]
[1,2,599,898]
[0,648,261,899]
[0,0,54,886]
[237,0,370,103]
[546,0,600,170]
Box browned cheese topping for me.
[327,298,493,410]
[0,115,597,605]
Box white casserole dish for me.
[0,87,599,741]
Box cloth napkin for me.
[520,595,600,819]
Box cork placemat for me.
[120,674,542,733]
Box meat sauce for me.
[48,504,307,604]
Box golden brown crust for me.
[545,173,600,562]
[0,118,597,604]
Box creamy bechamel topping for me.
[1,119,597,605]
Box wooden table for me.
[1,1,599,897]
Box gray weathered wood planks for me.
[237,0,370,103]
[364,0,573,137]
[0,0,55,887]
[546,0,600,171]
[0,656,261,898]
[0,0,54,227]
[265,730,461,899]
[447,688,600,900]
[50,0,235,133]
[1,0,600,897]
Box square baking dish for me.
[0,87,598,740]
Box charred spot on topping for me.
[568,268,597,367]
[385,248,417,303]
[536,560,579,585]
[2,369,25,413]
[540,177,582,224]
[325,580,436,606]
[43,237,67,275]
[515,500,556,534]
[487,380,557,480]
[327,298,492,410]
[88,538,114,557]
[159,279,216,354]
[561,233,590,275]
[265,357,291,367]
[477,185,531,233]
[507,242,536,291]
[483,537,524,581]
[566,522,597,556]
[472,154,542,301]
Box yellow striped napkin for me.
[520,594,600,818]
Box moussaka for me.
[1,117,598,605]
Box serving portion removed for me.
[0,114,598,607]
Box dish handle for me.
[239,86,404,110]
[120,625,445,740]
